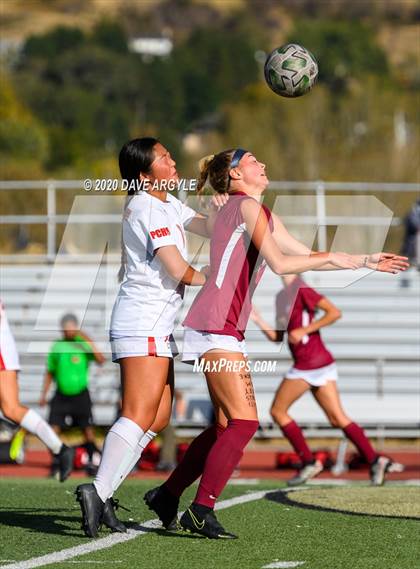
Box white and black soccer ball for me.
[264,43,318,98]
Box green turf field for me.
[0,479,419,569]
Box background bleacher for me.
[1,263,419,437]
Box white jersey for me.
[110,191,196,337]
[0,300,20,371]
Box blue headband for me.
[230,148,247,169]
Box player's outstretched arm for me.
[271,212,409,274]
[241,199,360,274]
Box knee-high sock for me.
[111,429,157,495]
[281,420,314,465]
[343,422,377,464]
[194,419,258,508]
[164,423,226,498]
[20,409,62,455]
[94,417,144,502]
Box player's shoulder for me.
[128,192,169,222]
[239,195,268,217]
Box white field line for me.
[262,563,305,569]
[0,489,271,569]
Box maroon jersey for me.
[184,192,273,340]
[276,276,335,370]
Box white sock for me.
[111,429,157,495]
[93,417,144,503]
[20,409,62,455]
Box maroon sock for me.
[194,418,259,508]
[281,420,314,465]
[343,422,377,464]
[164,423,225,498]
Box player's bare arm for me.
[241,199,360,274]
[156,245,206,285]
[271,212,409,274]
[288,297,342,345]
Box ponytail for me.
[196,149,236,195]
[197,154,215,195]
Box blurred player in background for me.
[39,313,105,478]
[0,299,73,480]
[251,274,395,486]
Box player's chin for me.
[259,176,269,190]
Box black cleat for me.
[102,498,127,533]
[75,483,104,538]
[144,485,179,530]
[180,505,237,539]
[57,444,74,482]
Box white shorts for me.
[110,333,179,362]
[285,362,337,387]
[0,305,20,371]
[182,327,248,364]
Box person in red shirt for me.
[251,275,394,486]
[143,148,408,540]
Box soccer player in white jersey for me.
[76,137,226,537]
[0,300,73,480]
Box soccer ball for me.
[264,43,318,98]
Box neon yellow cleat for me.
[9,428,26,463]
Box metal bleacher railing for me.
[1,180,419,438]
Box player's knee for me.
[271,405,287,424]
[328,413,347,428]
[1,401,19,423]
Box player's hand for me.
[209,193,229,211]
[328,252,360,270]
[367,252,410,274]
[288,327,307,344]
[39,396,47,407]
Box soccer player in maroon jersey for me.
[144,148,408,539]
[251,275,394,486]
